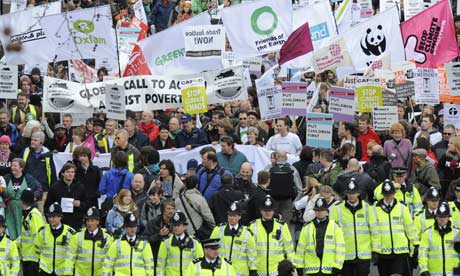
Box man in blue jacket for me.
[176,114,208,150]
[196,151,232,201]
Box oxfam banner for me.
[40,5,117,61]
[221,0,292,59]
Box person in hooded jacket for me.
[99,151,134,200]
[208,174,245,225]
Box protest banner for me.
[221,0,292,58]
[404,0,423,20]
[373,106,398,131]
[393,61,416,100]
[328,86,355,122]
[0,66,18,99]
[343,6,405,72]
[445,62,460,96]
[136,13,223,75]
[69,60,97,83]
[363,51,391,77]
[438,65,460,103]
[281,82,308,116]
[181,77,208,114]
[105,83,126,120]
[401,0,458,68]
[379,0,400,12]
[43,66,247,113]
[444,104,460,128]
[312,36,353,72]
[414,68,440,104]
[0,2,61,65]
[133,0,148,24]
[293,0,337,50]
[306,112,333,148]
[257,85,282,120]
[335,0,373,34]
[40,5,117,61]
[356,78,383,112]
[117,22,144,76]
[278,22,313,67]
[184,25,225,59]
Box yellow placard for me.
[357,85,383,113]
[181,78,208,114]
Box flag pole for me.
[114,21,122,77]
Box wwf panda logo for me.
[360,25,386,56]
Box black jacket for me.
[208,185,245,225]
[76,164,102,208]
[246,185,270,223]
[129,131,150,150]
[334,170,376,202]
[45,179,88,230]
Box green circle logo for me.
[73,20,95,34]
[251,6,278,35]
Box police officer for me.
[0,214,20,276]
[373,168,423,216]
[34,202,75,275]
[414,187,440,237]
[448,181,460,224]
[185,238,236,276]
[103,212,154,276]
[419,201,460,276]
[329,179,375,276]
[157,211,203,276]
[20,188,45,276]
[249,195,295,276]
[296,197,345,276]
[68,206,113,276]
[210,201,257,276]
[371,180,419,276]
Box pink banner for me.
[401,0,459,68]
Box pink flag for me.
[401,0,458,68]
[278,22,313,66]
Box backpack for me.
[269,163,295,199]
[365,162,388,184]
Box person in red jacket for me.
[357,114,381,162]
[138,110,159,142]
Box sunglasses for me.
[443,132,453,136]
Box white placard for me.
[184,25,225,59]
[0,66,18,99]
[373,106,398,131]
[414,68,439,104]
[445,62,460,96]
[444,104,460,128]
[105,83,126,120]
[61,197,74,213]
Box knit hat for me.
[0,135,11,145]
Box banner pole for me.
[114,22,122,77]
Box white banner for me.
[40,5,117,61]
[221,0,292,59]
[414,68,439,104]
[312,36,353,72]
[0,2,61,65]
[43,66,247,113]
[0,66,18,99]
[293,0,337,50]
[373,106,398,131]
[105,83,126,120]
[404,0,423,20]
[138,12,223,75]
[342,6,405,72]
[53,145,300,183]
[184,25,225,59]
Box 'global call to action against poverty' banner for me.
[43,66,247,113]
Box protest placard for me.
[105,83,126,120]
[438,65,460,103]
[328,86,355,122]
[444,104,460,128]
[373,106,398,131]
[257,85,282,120]
[306,112,333,148]
[281,82,308,116]
[445,62,460,96]
[0,66,18,99]
[414,68,440,104]
[184,25,225,59]
[356,80,383,113]
[181,77,208,114]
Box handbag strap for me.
[393,140,408,164]
[117,173,127,194]
[179,193,198,233]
